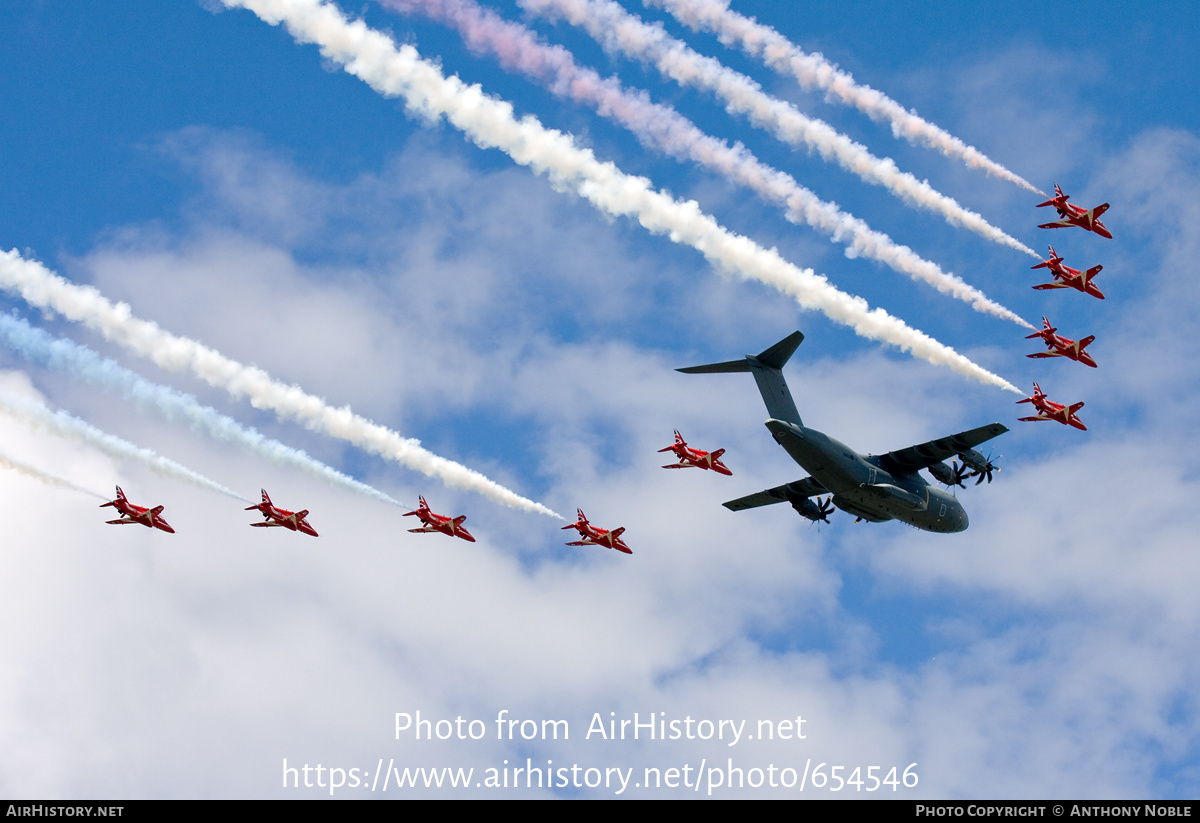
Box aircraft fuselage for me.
[766,419,968,533]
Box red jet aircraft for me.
[404,496,475,542]
[562,509,631,554]
[1037,183,1112,238]
[1031,246,1105,299]
[100,485,175,533]
[1026,316,1098,368]
[1017,383,1087,431]
[658,429,732,475]
[245,489,318,536]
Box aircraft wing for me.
[723,476,825,511]
[879,423,1008,474]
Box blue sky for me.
[1,0,1198,799]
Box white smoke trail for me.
[381,0,1031,327]
[0,252,566,515]
[515,0,1039,257]
[0,314,404,506]
[0,390,250,502]
[644,0,1042,194]
[0,449,108,500]
[209,0,1022,393]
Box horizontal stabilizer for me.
[676,359,750,374]
[676,331,805,374]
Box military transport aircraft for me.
[677,332,1007,533]
[562,509,632,554]
[1037,183,1112,238]
[245,489,318,536]
[1031,246,1105,300]
[1026,316,1098,367]
[404,496,476,542]
[100,486,175,533]
[659,429,732,475]
[1017,383,1087,431]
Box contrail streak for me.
[0,390,250,502]
[209,0,1021,393]
[644,0,1042,194]
[515,0,1039,257]
[0,449,108,500]
[0,251,566,515]
[0,314,404,506]
[381,0,1031,327]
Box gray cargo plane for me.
[678,332,1007,533]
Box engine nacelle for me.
[957,449,988,474]
[929,461,957,486]
[789,495,832,522]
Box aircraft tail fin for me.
[1036,184,1065,208]
[677,332,804,426]
[754,332,804,370]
